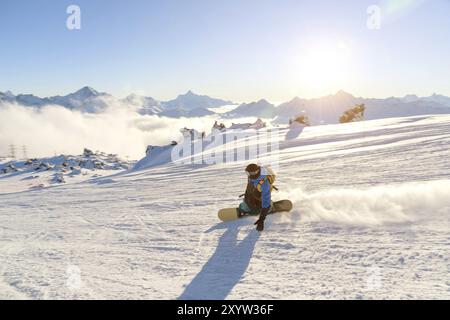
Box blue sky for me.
[0,0,449,102]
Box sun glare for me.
[296,41,352,96]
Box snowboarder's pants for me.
[239,201,273,216]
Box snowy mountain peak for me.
[290,97,303,104]
[422,93,450,107]
[162,91,233,110]
[125,93,141,100]
[174,90,197,99]
[121,93,162,115]
[224,98,276,118]
[402,94,419,103]
[0,91,16,101]
[429,93,449,100]
[3,90,15,98]
[71,86,100,98]
[124,93,145,103]
[335,90,355,99]
[44,86,109,112]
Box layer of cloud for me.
[0,102,219,160]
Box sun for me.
[297,41,352,96]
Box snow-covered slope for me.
[0,115,449,299]
[133,145,175,170]
[0,149,132,194]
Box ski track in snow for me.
[0,115,449,299]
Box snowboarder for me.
[240,163,275,232]
[217,166,292,225]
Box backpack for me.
[256,166,277,192]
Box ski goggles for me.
[245,170,259,177]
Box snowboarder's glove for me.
[255,207,270,232]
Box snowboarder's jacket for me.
[244,170,273,211]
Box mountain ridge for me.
[1,87,449,122]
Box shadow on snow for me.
[179,220,260,300]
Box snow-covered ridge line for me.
[2,87,450,122]
[133,119,272,170]
[0,87,235,117]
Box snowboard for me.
[218,200,293,222]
